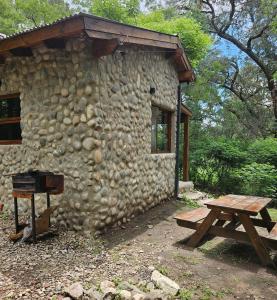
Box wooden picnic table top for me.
[205,194,272,216]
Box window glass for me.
[151,106,171,153]
[0,95,22,144]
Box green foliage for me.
[234,163,277,200]
[190,137,277,203]
[133,10,212,66]
[0,0,71,35]
[268,208,277,221]
[90,0,140,22]
[248,138,277,167]
[181,196,201,208]
[179,288,194,300]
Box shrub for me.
[234,163,277,203]
[248,138,277,167]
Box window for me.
[151,105,172,153]
[0,94,22,145]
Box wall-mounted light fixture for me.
[150,87,156,95]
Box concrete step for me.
[179,181,194,193]
[178,191,207,201]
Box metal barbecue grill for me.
[12,170,64,243]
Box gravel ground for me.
[0,200,276,300]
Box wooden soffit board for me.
[0,17,84,53]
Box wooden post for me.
[183,115,189,181]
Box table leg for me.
[260,208,274,232]
[31,194,37,243]
[14,197,19,233]
[187,209,220,248]
[238,213,273,267]
[46,192,51,226]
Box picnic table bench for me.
[175,195,277,267]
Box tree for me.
[0,0,71,35]
[133,9,212,67]
[90,0,140,22]
[170,0,277,135]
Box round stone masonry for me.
[0,40,178,231]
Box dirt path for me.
[0,200,276,299]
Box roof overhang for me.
[0,13,195,82]
[181,104,192,117]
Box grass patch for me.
[156,265,169,276]
[181,196,201,208]
[0,210,9,221]
[174,254,202,265]
[268,208,277,221]
[179,288,194,300]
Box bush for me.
[234,163,277,203]
[248,138,277,167]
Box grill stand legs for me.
[46,192,51,226]
[31,194,37,243]
[14,197,19,233]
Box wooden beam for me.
[84,16,178,45]
[92,38,121,58]
[178,70,194,83]
[183,115,189,181]
[10,47,33,57]
[44,38,66,49]
[181,104,192,117]
[0,17,84,53]
[176,219,277,251]
[85,30,178,50]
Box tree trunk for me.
[268,80,277,137]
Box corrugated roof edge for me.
[2,12,179,41]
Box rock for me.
[73,140,82,151]
[100,280,115,292]
[63,117,72,125]
[151,271,179,296]
[85,85,93,95]
[118,282,144,295]
[86,287,103,300]
[133,294,145,300]
[61,88,69,97]
[145,290,168,300]
[65,282,84,299]
[119,290,132,300]
[94,149,102,164]
[146,282,155,291]
[102,287,117,300]
[82,137,95,151]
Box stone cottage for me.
[0,13,193,230]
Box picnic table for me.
[175,194,277,267]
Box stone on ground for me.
[86,286,103,300]
[145,289,168,300]
[102,287,117,300]
[64,282,84,299]
[179,191,207,201]
[119,289,132,300]
[132,293,145,300]
[151,270,180,296]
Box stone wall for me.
[0,36,178,231]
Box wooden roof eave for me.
[0,14,194,81]
[0,16,85,54]
[181,104,192,117]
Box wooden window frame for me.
[151,105,172,154]
[0,93,22,145]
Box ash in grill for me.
[12,170,64,194]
